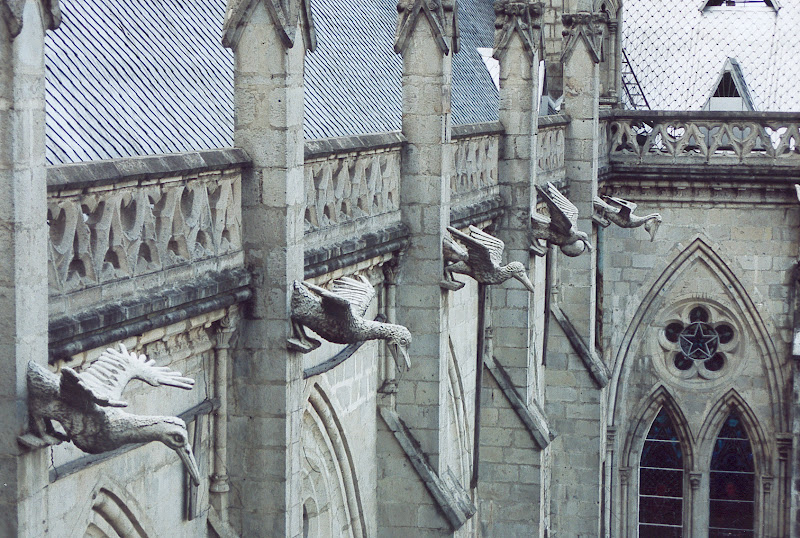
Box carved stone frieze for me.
[450,134,499,203]
[560,11,606,63]
[394,0,458,55]
[47,168,242,295]
[492,0,543,61]
[222,0,316,51]
[304,147,401,233]
[609,114,800,166]
[537,125,566,182]
[1,0,60,38]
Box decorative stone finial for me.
[560,11,607,63]
[22,344,201,485]
[394,0,459,55]
[593,195,662,241]
[492,0,543,61]
[288,276,412,370]
[530,182,592,257]
[1,0,60,38]
[445,225,535,292]
[222,0,316,51]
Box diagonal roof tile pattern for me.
[623,0,800,111]
[45,0,499,164]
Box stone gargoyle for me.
[287,276,412,370]
[445,225,535,292]
[530,182,592,257]
[593,195,662,241]
[22,344,200,485]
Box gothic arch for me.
[608,237,786,432]
[696,389,770,475]
[76,479,157,538]
[301,383,367,538]
[446,336,472,488]
[622,384,695,470]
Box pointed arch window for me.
[639,409,684,537]
[709,413,755,537]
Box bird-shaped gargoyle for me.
[530,182,593,257]
[288,276,412,370]
[445,225,535,292]
[592,195,662,241]
[441,229,469,290]
[22,344,201,485]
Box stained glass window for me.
[709,413,755,537]
[639,409,683,537]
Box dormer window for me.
[702,0,780,11]
[702,58,755,112]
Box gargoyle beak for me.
[514,271,536,293]
[388,342,411,371]
[645,218,661,242]
[583,238,594,252]
[178,443,201,486]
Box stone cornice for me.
[222,0,316,52]
[492,0,543,61]
[394,0,458,55]
[560,11,607,64]
[1,0,60,38]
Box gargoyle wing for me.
[60,344,195,407]
[330,276,375,317]
[603,195,636,219]
[447,225,504,269]
[539,182,578,235]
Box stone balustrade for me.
[47,150,247,305]
[538,115,569,185]
[608,111,800,166]
[451,123,501,206]
[304,133,404,235]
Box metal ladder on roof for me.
[621,47,650,110]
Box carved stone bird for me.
[530,182,592,257]
[593,195,662,241]
[445,225,535,292]
[24,344,200,485]
[288,276,412,370]
[441,229,469,290]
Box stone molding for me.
[394,0,458,55]
[379,407,477,530]
[47,149,250,191]
[222,0,316,51]
[304,131,406,160]
[551,303,610,388]
[560,11,606,64]
[49,268,251,362]
[492,0,543,61]
[485,355,556,449]
[1,0,60,38]
[451,121,504,139]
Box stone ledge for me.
[304,222,410,279]
[452,121,504,139]
[538,114,571,128]
[47,148,251,191]
[304,131,406,160]
[550,304,610,389]
[48,268,251,362]
[485,356,556,449]
[379,407,477,530]
[450,196,505,229]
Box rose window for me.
[663,306,734,378]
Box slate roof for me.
[45,0,499,164]
[623,0,800,111]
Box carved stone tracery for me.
[492,0,543,60]
[394,0,458,55]
[47,169,242,294]
[561,11,607,63]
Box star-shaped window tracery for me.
[663,306,734,375]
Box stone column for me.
[0,2,58,536]
[545,6,608,538]
[378,0,456,533]
[491,0,543,412]
[222,2,314,536]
